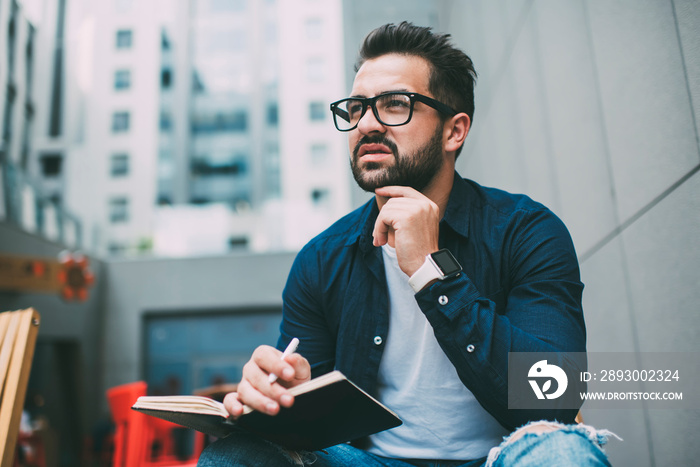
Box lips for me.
[358,143,393,161]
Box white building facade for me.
[66,0,351,257]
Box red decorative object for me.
[57,251,95,302]
[30,261,47,278]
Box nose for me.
[356,105,385,135]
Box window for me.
[108,242,126,255]
[2,88,14,144]
[191,111,247,134]
[157,195,172,206]
[190,157,247,176]
[228,236,248,249]
[40,153,63,177]
[144,311,282,401]
[49,0,66,137]
[20,104,34,169]
[311,188,330,206]
[112,111,130,132]
[25,26,35,90]
[190,196,211,205]
[309,102,325,122]
[109,197,129,223]
[114,69,131,90]
[161,29,171,50]
[267,103,278,126]
[161,68,172,89]
[160,112,173,132]
[110,154,129,177]
[116,29,132,49]
[6,2,17,77]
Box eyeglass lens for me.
[335,93,413,130]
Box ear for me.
[443,113,471,154]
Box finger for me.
[252,345,295,383]
[284,354,311,385]
[235,378,285,415]
[269,355,310,408]
[374,185,424,199]
[244,356,293,400]
[376,197,440,229]
[222,392,244,417]
[373,200,409,246]
[373,216,390,247]
[239,358,296,414]
[237,349,295,413]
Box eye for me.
[387,98,409,108]
[346,101,364,119]
[379,94,411,112]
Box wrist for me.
[408,249,462,293]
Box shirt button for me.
[374,336,383,346]
[438,295,449,305]
[466,344,475,353]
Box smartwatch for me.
[408,248,462,293]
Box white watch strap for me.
[408,254,442,293]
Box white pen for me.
[268,337,300,384]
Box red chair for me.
[107,381,204,467]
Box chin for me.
[354,171,392,192]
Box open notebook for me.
[132,370,402,451]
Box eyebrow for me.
[349,88,411,99]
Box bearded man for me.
[198,22,615,467]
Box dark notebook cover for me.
[132,371,402,451]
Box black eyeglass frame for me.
[329,92,457,132]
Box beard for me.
[350,124,444,193]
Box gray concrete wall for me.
[101,251,296,400]
[442,1,699,465]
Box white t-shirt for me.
[367,245,508,460]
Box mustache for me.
[352,135,399,160]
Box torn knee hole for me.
[503,421,565,445]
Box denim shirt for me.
[278,173,586,431]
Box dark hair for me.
[356,22,477,156]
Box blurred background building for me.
[3,0,351,259]
[1,0,698,465]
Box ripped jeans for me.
[197,421,620,466]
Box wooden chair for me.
[0,308,41,467]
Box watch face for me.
[432,249,462,276]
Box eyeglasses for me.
[329,92,457,132]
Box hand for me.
[373,186,440,277]
[223,345,311,418]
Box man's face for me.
[348,54,446,193]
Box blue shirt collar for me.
[441,171,471,239]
